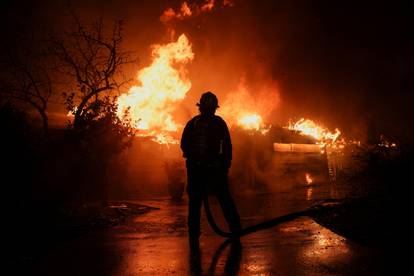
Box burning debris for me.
[287,118,341,148]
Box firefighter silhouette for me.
[181,91,241,242]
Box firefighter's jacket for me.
[180,114,232,169]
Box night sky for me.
[1,0,413,141]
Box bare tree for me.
[0,52,53,136]
[49,14,133,130]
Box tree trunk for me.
[39,109,49,138]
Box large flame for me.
[117,34,194,144]
[117,2,272,144]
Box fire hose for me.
[202,186,319,238]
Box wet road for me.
[35,186,390,275]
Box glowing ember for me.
[288,118,341,143]
[117,34,194,144]
[305,173,313,185]
[378,134,398,148]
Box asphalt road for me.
[34,185,391,275]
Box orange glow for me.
[219,79,277,133]
[180,2,192,16]
[287,118,341,144]
[117,34,194,144]
[160,2,192,22]
[305,173,313,185]
[160,0,229,23]
[306,186,313,201]
[223,0,235,7]
[66,109,75,117]
[201,0,215,11]
[378,134,398,148]
[238,113,262,131]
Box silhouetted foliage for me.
[1,13,138,261]
[62,96,134,204]
[46,12,136,204]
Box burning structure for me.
[1,1,411,271]
[110,2,280,196]
[109,1,362,197]
[52,0,401,199]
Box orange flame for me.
[219,79,277,133]
[117,34,194,144]
[160,2,192,23]
[160,0,232,23]
[201,0,215,11]
[238,114,262,131]
[288,118,341,143]
[223,0,235,7]
[305,173,313,185]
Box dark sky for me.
[1,0,413,141]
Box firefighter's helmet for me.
[196,91,219,109]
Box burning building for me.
[56,0,400,199]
